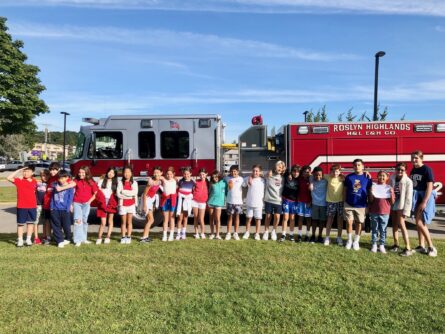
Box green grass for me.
[0,234,444,334]
[0,186,16,202]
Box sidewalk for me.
[1,203,445,239]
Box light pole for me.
[303,110,309,122]
[373,51,386,121]
[60,112,70,170]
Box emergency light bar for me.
[82,118,100,125]
[414,124,433,132]
[436,124,445,132]
[312,126,329,134]
[140,120,153,128]
[298,126,309,135]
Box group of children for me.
[8,150,438,257]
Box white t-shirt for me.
[224,176,244,205]
[97,179,113,200]
[243,176,265,208]
[163,179,177,196]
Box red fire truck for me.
[239,120,445,205]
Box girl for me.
[140,166,163,243]
[310,167,328,243]
[410,150,437,257]
[390,162,414,256]
[160,167,177,242]
[207,170,227,240]
[369,171,395,254]
[117,166,138,244]
[263,161,285,241]
[242,165,265,241]
[296,165,312,242]
[73,166,98,247]
[35,169,51,245]
[224,165,244,241]
[281,165,300,242]
[96,167,118,245]
[192,168,209,239]
[176,167,195,240]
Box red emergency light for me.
[251,115,263,125]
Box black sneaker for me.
[414,246,427,254]
[304,235,310,242]
[317,236,324,244]
[139,237,153,243]
[279,235,286,242]
[400,248,414,257]
[309,236,316,244]
[296,235,302,242]
[289,235,295,242]
[389,245,400,252]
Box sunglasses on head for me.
[396,168,406,172]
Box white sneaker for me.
[126,237,132,244]
[168,234,174,242]
[336,237,343,246]
[323,237,330,246]
[215,235,222,240]
[63,240,70,246]
[57,242,65,248]
[345,240,353,250]
[75,242,81,247]
[371,244,378,253]
[104,238,111,244]
[25,239,33,246]
[379,245,386,254]
[262,231,269,241]
[233,233,240,241]
[353,241,360,251]
[242,232,250,240]
[17,239,24,247]
[194,233,200,239]
[96,239,102,245]
[209,234,215,240]
[271,230,277,241]
[201,233,206,239]
[181,233,186,240]
[83,240,92,245]
[254,233,261,241]
[120,237,127,244]
[162,234,168,242]
[428,247,438,257]
[175,234,181,241]
[225,233,231,241]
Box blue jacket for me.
[50,182,74,212]
[412,189,437,224]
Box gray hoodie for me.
[264,173,284,205]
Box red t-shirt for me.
[297,177,311,204]
[14,178,37,209]
[193,179,209,203]
[73,179,98,204]
[369,198,391,215]
[122,181,136,206]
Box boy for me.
[324,165,345,246]
[263,161,285,241]
[310,167,327,243]
[343,159,372,251]
[243,165,265,241]
[296,165,312,242]
[50,170,74,248]
[7,166,38,247]
[224,165,244,240]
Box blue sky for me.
[1,0,445,141]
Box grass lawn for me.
[0,186,16,202]
[0,234,444,333]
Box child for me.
[70,166,98,247]
[343,159,372,251]
[281,165,300,242]
[324,165,345,246]
[160,167,177,242]
[369,171,395,254]
[176,167,195,240]
[7,166,38,247]
[96,167,118,244]
[50,170,74,248]
[117,166,138,244]
[224,165,244,240]
[43,161,63,245]
[389,162,414,256]
[140,166,163,243]
[192,168,209,239]
[310,166,327,243]
[242,165,265,241]
[410,150,437,257]
[207,170,227,240]
[263,161,285,241]
[35,169,51,245]
[296,165,312,242]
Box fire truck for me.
[239,120,445,205]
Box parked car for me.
[4,160,24,171]
[32,162,51,175]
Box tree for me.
[0,17,49,136]
[0,134,30,159]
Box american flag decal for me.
[170,121,180,130]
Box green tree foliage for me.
[0,17,49,136]
[32,131,78,147]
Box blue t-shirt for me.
[310,177,327,207]
[410,165,434,192]
[344,173,372,208]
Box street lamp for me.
[303,110,309,122]
[373,51,386,121]
[60,112,70,170]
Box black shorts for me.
[265,201,283,215]
[17,208,37,225]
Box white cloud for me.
[3,0,445,16]
[9,23,358,62]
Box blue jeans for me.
[370,214,389,245]
[73,202,90,243]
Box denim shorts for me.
[296,202,312,217]
[282,198,298,215]
[327,202,344,217]
[227,203,242,215]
